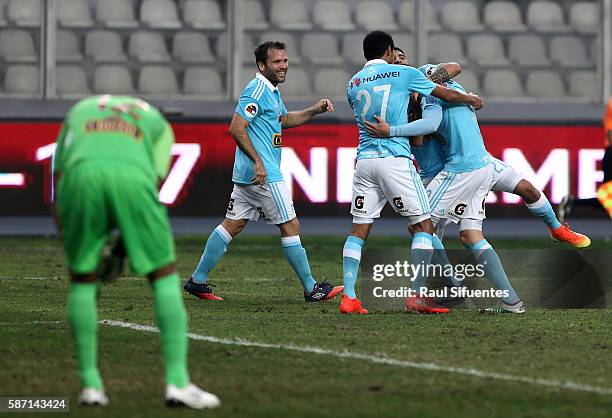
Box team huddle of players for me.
[53,31,592,409]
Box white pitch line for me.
[101,319,612,396]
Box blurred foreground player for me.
[185,41,343,302]
[559,97,612,221]
[53,95,220,409]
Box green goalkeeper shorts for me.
[57,161,175,276]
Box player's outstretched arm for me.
[281,99,334,129]
[229,113,267,184]
[429,62,461,84]
[365,105,442,138]
[431,85,484,110]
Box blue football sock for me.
[431,234,460,287]
[342,236,365,298]
[525,194,561,229]
[465,239,519,304]
[282,236,316,293]
[192,225,232,284]
[411,232,434,292]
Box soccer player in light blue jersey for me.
[185,41,343,302]
[340,31,484,315]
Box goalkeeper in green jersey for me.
[53,95,220,409]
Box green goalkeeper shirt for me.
[53,95,174,181]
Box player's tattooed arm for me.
[229,113,267,184]
[281,99,334,129]
[429,63,461,84]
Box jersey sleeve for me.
[153,121,175,179]
[604,98,612,133]
[235,81,262,122]
[403,66,437,96]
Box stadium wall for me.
[0,121,606,217]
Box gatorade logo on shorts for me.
[454,203,467,215]
[393,197,404,209]
[355,195,365,209]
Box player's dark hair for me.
[363,31,394,60]
[394,46,405,54]
[254,41,286,66]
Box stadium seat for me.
[391,33,414,63]
[441,1,484,32]
[140,0,182,29]
[591,37,598,62]
[96,0,138,28]
[550,35,592,68]
[57,30,83,63]
[216,32,254,63]
[569,2,598,34]
[280,67,312,97]
[483,1,526,32]
[508,35,550,67]
[270,0,312,30]
[526,71,565,97]
[399,0,440,31]
[314,68,349,97]
[183,67,224,95]
[258,32,301,63]
[467,34,509,67]
[454,69,479,93]
[568,71,596,98]
[302,33,342,65]
[242,0,269,30]
[85,30,127,62]
[313,1,355,31]
[128,31,171,63]
[527,1,570,32]
[183,0,226,30]
[93,65,134,94]
[56,65,90,96]
[342,33,368,65]
[483,70,524,97]
[139,66,179,95]
[0,3,7,27]
[58,0,93,28]
[0,30,37,63]
[7,0,41,27]
[356,1,398,31]
[4,64,39,95]
[173,32,215,63]
[428,34,467,65]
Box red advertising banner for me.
[0,122,606,216]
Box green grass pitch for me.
[1,235,611,417]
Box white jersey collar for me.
[363,59,388,68]
[256,72,278,92]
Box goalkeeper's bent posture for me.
[52,95,220,409]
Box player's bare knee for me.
[148,263,176,281]
[411,218,434,234]
[222,218,247,237]
[514,180,541,204]
[350,222,371,240]
[460,230,483,246]
[279,217,300,237]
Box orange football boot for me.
[550,224,591,249]
[339,295,368,314]
[405,295,450,314]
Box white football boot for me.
[480,300,525,314]
[166,383,221,409]
[78,387,109,406]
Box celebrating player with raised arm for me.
[340,31,484,315]
[185,41,343,302]
[53,95,220,408]
[390,47,590,249]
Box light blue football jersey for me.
[233,73,288,184]
[416,64,490,174]
[347,59,437,160]
[412,133,446,180]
